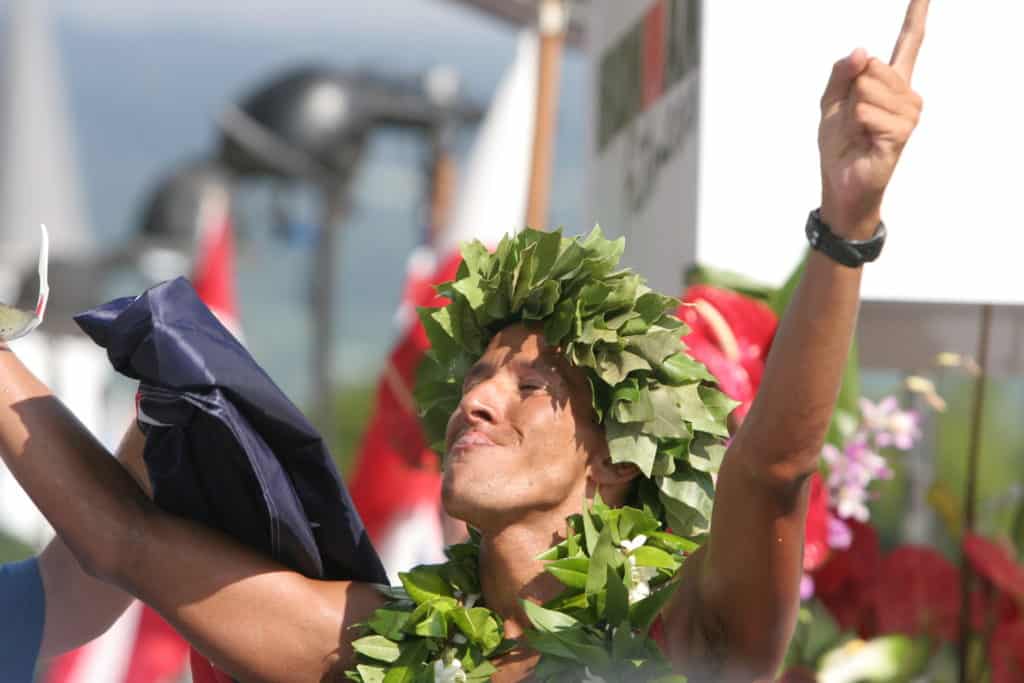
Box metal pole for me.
[958,303,993,683]
[524,0,568,231]
[311,178,350,429]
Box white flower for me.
[619,535,648,553]
[582,666,608,683]
[627,555,659,603]
[433,658,466,683]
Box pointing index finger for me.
[889,0,931,83]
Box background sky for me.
[23,0,589,401]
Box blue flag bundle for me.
[75,277,387,585]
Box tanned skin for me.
[0,2,928,681]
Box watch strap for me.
[805,209,887,268]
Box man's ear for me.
[586,453,641,505]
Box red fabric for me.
[189,648,232,683]
[121,608,191,683]
[348,252,461,543]
[641,0,667,109]
[191,215,239,327]
[803,473,830,572]
[43,647,82,682]
[45,607,190,683]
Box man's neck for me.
[477,521,567,638]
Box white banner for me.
[591,1,1024,305]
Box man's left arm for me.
[666,1,930,679]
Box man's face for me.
[442,323,607,529]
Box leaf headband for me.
[414,227,736,538]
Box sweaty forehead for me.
[484,322,558,366]
[479,323,587,388]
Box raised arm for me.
[0,346,384,683]
[667,1,929,678]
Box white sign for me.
[591,1,1024,305]
[586,0,702,296]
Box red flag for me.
[348,251,462,571]
[44,603,190,683]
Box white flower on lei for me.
[433,658,467,683]
[620,535,658,603]
[619,535,647,553]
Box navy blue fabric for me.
[0,558,45,682]
[74,277,386,584]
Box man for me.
[0,2,929,680]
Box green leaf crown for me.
[415,227,737,538]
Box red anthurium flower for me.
[804,473,831,572]
[813,520,882,637]
[872,546,961,643]
[963,532,1024,602]
[677,285,778,422]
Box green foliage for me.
[416,227,733,541]
[328,381,378,477]
[685,263,776,303]
[0,530,34,563]
[524,502,689,682]
[345,537,510,682]
[346,504,693,682]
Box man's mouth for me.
[449,429,497,454]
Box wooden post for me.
[524,0,568,231]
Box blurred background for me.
[0,1,1022,681]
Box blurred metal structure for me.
[218,66,482,423]
[101,158,234,282]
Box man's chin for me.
[441,473,503,528]
[440,475,476,523]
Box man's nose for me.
[460,378,502,425]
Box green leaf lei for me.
[347,227,735,682]
[348,502,691,683]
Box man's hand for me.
[818,0,929,237]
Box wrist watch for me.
[805,208,887,268]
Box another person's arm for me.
[0,348,384,683]
[36,425,150,660]
[0,418,150,680]
[0,558,45,681]
[667,1,929,679]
